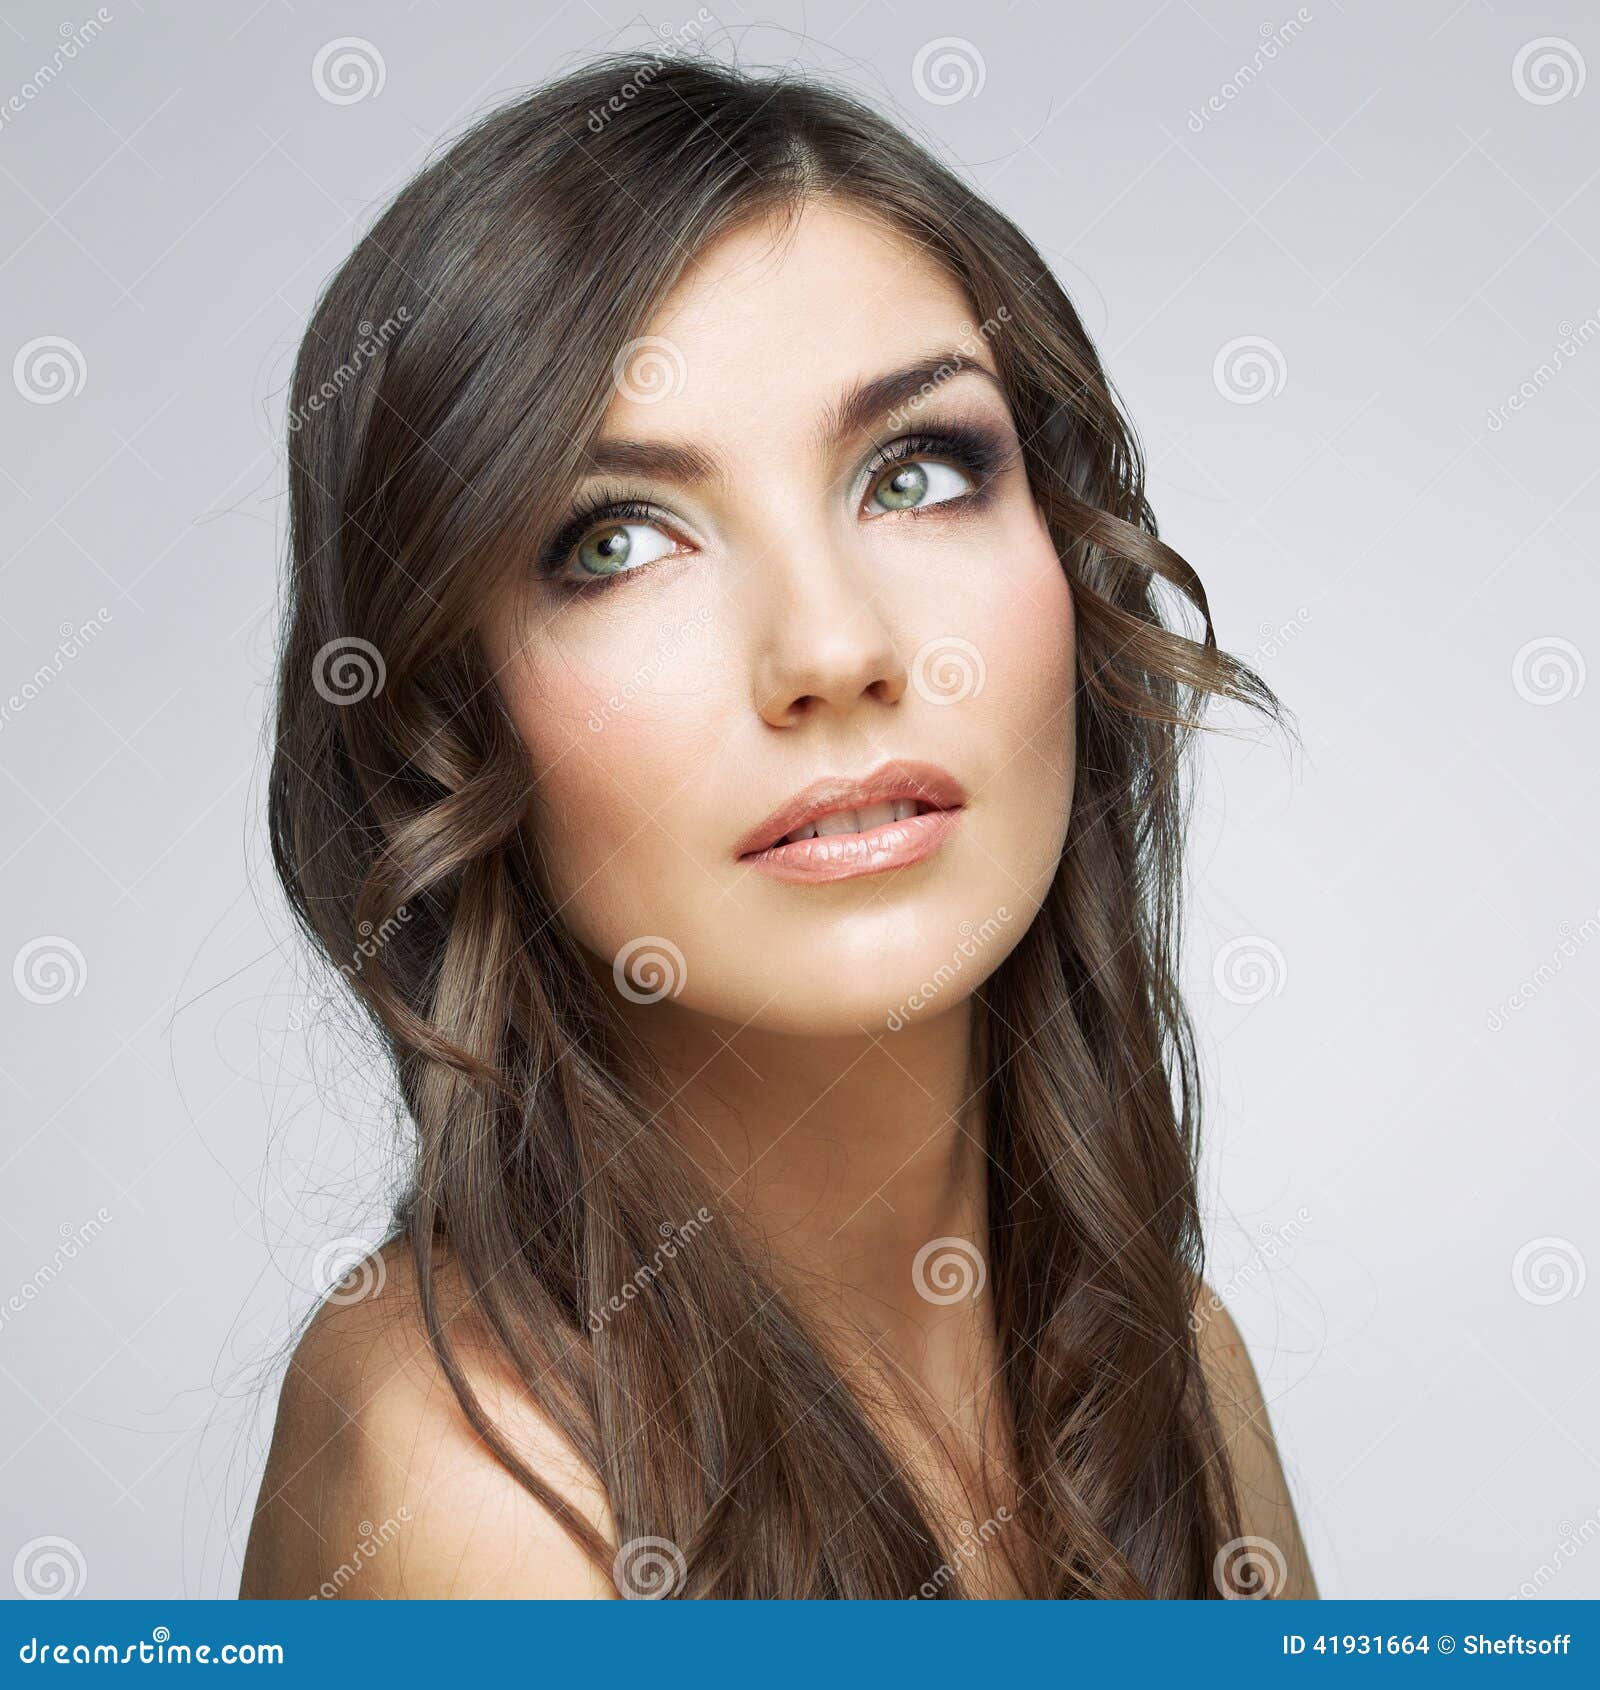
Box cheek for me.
[489,603,731,956]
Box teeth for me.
[813,809,860,838]
[777,798,928,846]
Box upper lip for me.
[733,758,968,858]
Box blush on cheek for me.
[497,623,729,957]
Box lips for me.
[733,763,966,865]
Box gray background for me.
[1,0,1596,1601]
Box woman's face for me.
[483,199,1076,1037]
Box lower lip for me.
[738,807,963,884]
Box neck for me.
[617,994,993,1362]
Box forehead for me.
[602,198,983,446]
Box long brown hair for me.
[268,51,1285,1597]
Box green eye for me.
[865,457,974,516]
[577,525,632,577]
[872,462,929,511]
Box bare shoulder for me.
[1193,1281,1319,1598]
[240,1237,617,1599]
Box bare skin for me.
[242,200,1317,1599]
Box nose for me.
[750,546,909,728]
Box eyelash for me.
[536,421,1011,592]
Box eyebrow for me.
[582,352,1008,487]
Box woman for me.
[241,52,1315,1600]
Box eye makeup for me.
[534,411,1020,592]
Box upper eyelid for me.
[546,424,1006,570]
